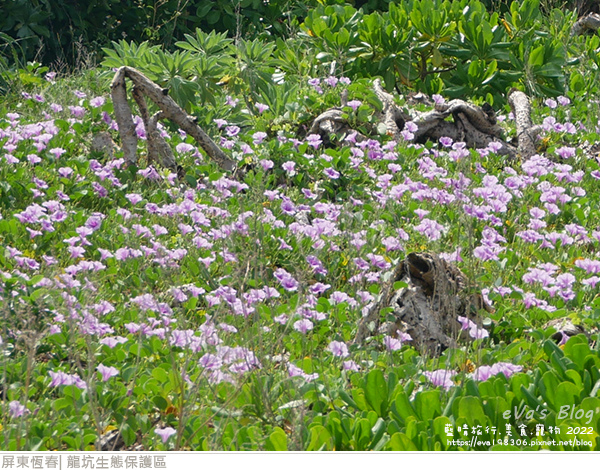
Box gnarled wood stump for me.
[354,252,493,356]
[309,80,543,160]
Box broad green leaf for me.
[266,427,288,451]
[388,432,418,451]
[364,369,388,417]
[414,390,441,421]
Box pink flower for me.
[90,96,105,108]
[457,316,489,339]
[288,363,319,382]
[347,100,362,111]
[255,103,269,113]
[383,332,412,351]
[49,147,67,159]
[424,369,456,390]
[155,427,177,444]
[293,319,313,334]
[414,218,444,241]
[69,106,86,118]
[439,136,453,147]
[9,401,29,418]
[282,161,296,176]
[97,364,119,382]
[305,134,322,149]
[48,371,87,389]
[472,362,522,381]
[253,132,267,145]
[324,167,340,179]
[260,159,274,170]
[384,336,403,351]
[99,336,128,348]
[126,193,143,205]
[274,268,299,292]
[432,94,445,106]
[327,341,349,358]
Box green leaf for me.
[266,427,288,451]
[306,425,332,451]
[393,281,408,290]
[457,396,487,427]
[540,371,560,407]
[392,390,417,422]
[528,45,545,67]
[152,367,168,383]
[364,369,388,417]
[414,390,441,421]
[555,381,581,407]
[432,416,453,449]
[388,432,418,450]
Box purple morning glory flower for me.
[253,132,268,145]
[90,96,105,108]
[457,316,489,339]
[324,76,338,87]
[282,161,296,175]
[473,362,522,381]
[274,268,299,292]
[49,147,66,159]
[255,103,269,113]
[9,401,29,418]
[424,369,456,390]
[97,364,119,382]
[48,371,87,389]
[293,319,313,334]
[324,167,340,179]
[414,218,444,241]
[439,136,453,147]
[347,100,362,111]
[327,341,349,358]
[343,360,360,371]
[226,125,240,137]
[288,363,319,382]
[384,336,403,351]
[306,133,322,149]
[199,353,223,370]
[155,427,177,444]
[225,95,239,107]
[555,146,576,159]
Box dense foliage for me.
[1,0,600,452]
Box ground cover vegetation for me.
[2,0,600,452]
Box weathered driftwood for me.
[353,252,493,356]
[131,85,177,171]
[571,12,600,36]
[508,88,541,160]
[309,79,550,160]
[110,66,236,172]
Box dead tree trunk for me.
[508,88,541,160]
[109,66,236,173]
[353,252,493,356]
[571,12,600,35]
[309,79,544,160]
